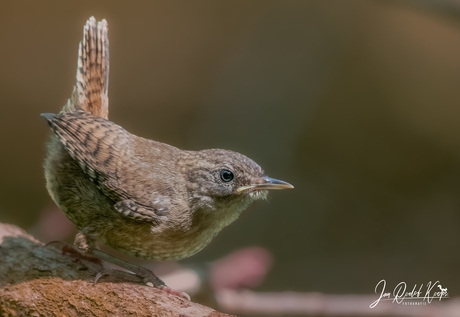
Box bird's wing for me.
[42,110,172,223]
[114,199,168,224]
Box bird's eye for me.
[220,169,234,182]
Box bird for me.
[42,17,293,299]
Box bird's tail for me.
[62,17,109,119]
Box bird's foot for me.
[91,249,190,300]
[94,267,190,300]
[45,241,103,266]
[94,268,140,284]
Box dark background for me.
[1,0,459,305]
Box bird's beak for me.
[236,176,294,192]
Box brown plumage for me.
[42,17,293,297]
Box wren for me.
[42,17,293,299]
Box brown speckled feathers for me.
[42,110,177,224]
[42,17,292,278]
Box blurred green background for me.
[1,0,459,303]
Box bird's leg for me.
[44,240,103,268]
[90,249,190,300]
[90,248,165,287]
[75,231,190,300]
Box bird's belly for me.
[103,220,216,261]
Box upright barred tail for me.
[63,17,109,119]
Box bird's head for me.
[180,149,293,220]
